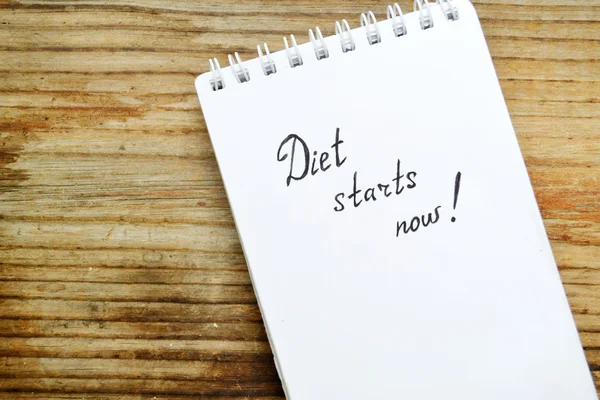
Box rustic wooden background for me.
[1,0,599,398]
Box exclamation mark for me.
[451,172,461,223]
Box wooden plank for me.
[0,357,279,381]
[493,59,600,81]
[6,0,600,11]
[0,265,252,284]
[3,395,283,400]
[0,299,262,322]
[553,243,600,269]
[2,394,283,400]
[0,248,247,269]
[0,338,271,361]
[575,313,600,333]
[543,219,600,247]
[3,4,598,25]
[0,107,205,132]
[0,281,256,303]
[476,4,600,21]
[0,72,199,94]
[0,378,284,396]
[0,221,242,251]
[3,28,599,60]
[0,319,267,340]
[2,50,599,77]
[3,11,600,34]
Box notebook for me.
[194,1,597,398]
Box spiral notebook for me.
[195,1,597,398]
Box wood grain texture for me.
[0,0,599,397]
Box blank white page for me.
[195,1,597,398]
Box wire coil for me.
[209,0,459,91]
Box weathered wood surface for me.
[1,0,599,397]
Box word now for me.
[396,206,442,236]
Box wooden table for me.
[1,0,599,398]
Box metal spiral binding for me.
[257,43,276,76]
[228,52,250,83]
[309,27,329,60]
[283,35,304,68]
[387,4,407,37]
[335,19,356,53]
[414,0,434,30]
[360,11,381,45]
[209,0,459,91]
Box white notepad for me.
[195,1,597,398]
